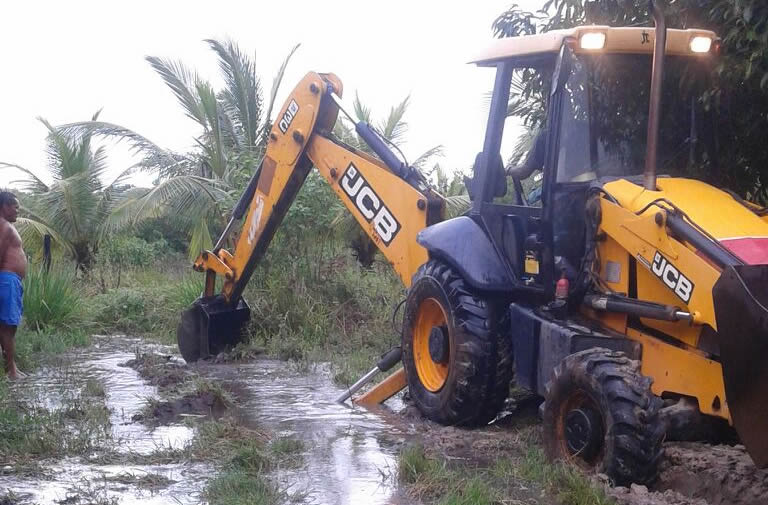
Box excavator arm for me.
[177,71,443,365]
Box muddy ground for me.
[405,410,768,504]
[2,337,767,505]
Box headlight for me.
[690,36,713,53]
[580,32,606,50]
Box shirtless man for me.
[0,191,26,379]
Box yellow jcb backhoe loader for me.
[178,0,768,486]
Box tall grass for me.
[243,250,404,382]
[22,265,83,331]
[169,275,205,308]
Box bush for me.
[89,288,154,334]
[242,248,403,381]
[22,265,83,331]
[100,236,165,268]
[169,275,204,309]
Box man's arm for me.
[0,221,11,264]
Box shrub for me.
[22,265,83,331]
[100,236,165,267]
[169,275,204,309]
[89,288,153,334]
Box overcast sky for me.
[0,0,543,188]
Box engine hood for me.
[602,177,768,264]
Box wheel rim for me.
[557,390,605,466]
[413,297,450,392]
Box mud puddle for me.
[7,337,759,505]
[195,360,413,504]
[1,338,415,505]
[0,337,209,504]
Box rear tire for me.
[402,260,513,426]
[542,348,665,486]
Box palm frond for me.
[352,92,372,123]
[196,82,228,177]
[508,127,540,167]
[96,190,154,238]
[207,38,262,149]
[411,145,445,171]
[14,216,75,257]
[56,121,182,169]
[0,162,49,192]
[146,56,206,127]
[332,119,361,150]
[188,218,213,261]
[443,195,471,218]
[119,175,232,233]
[39,117,76,180]
[378,95,410,143]
[258,43,300,143]
[42,173,96,242]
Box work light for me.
[689,36,712,53]
[580,32,606,50]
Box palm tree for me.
[1,112,140,270]
[59,39,299,259]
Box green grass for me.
[191,377,233,404]
[14,328,91,371]
[20,246,404,385]
[439,478,498,505]
[204,433,277,505]
[185,419,281,505]
[269,436,304,457]
[168,274,205,308]
[0,377,111,463]
[204,469,276,505]
[397,445,499,503]
[398,444,614,505]
[399,445,444,484]
[8,266,91,372]
[516,448,615,505]
[241,250,404,383]
[22,266,84,332]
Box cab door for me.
[467,54,557,295]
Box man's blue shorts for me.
[0,271,23,327]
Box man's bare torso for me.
[0,218,26,278]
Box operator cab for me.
[463,26,718,297]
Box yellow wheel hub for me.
[413,297,450,392]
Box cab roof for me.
[471,26,718,65]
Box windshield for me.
[556,53,714,183]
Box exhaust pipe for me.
[644,0,667,191]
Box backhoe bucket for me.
[177,296,250,363]
[713,265,768,467]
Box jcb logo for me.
[278,100,299,133]
[651,251,694,304]
[340,163,401,246]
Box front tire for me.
[542,348,665,486]
[401,260,513,426]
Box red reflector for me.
[721,237,768,265]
